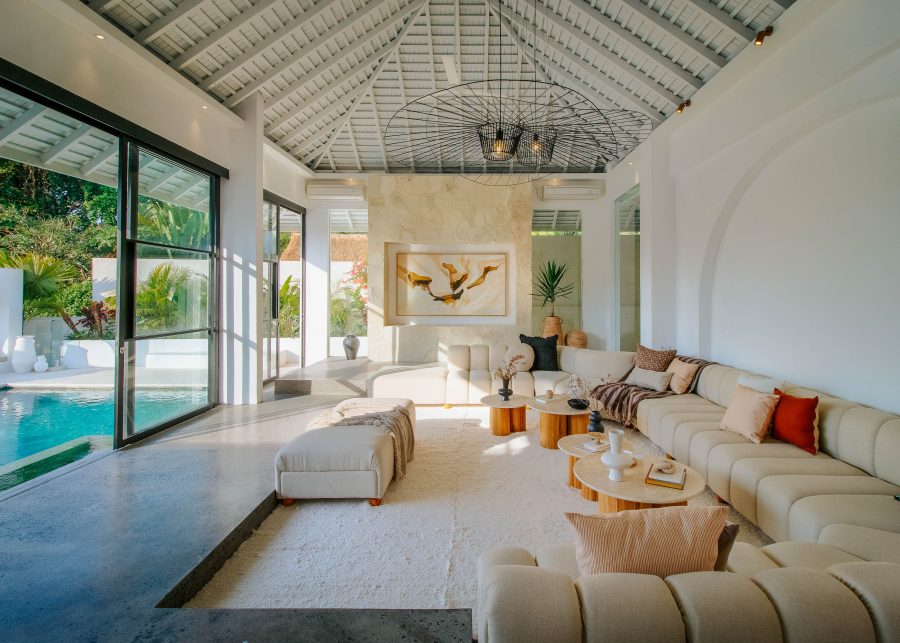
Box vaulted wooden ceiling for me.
[87,0,792,174]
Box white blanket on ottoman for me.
[307,399,415,479]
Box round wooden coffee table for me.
[481,394,529,436]
[557,433,632,501]
[574,454,705,513]
[526,396,590,448]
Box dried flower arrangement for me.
[494,354,525,382]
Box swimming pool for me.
[0,388,206,470]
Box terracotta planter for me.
[542,316,564,344]
[565,330,587,348]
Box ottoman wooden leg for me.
[540,413,566,448]
[280,498,296,506]
[369,498,383,507]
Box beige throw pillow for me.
[720,384,780,443]
[667,358,701,394]
[504,343,534,372]
[624,366,673,392]
[566,506,727,578]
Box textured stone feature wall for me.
[367,175,533,362]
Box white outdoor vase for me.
[11,335,37,374]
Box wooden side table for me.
[574,455,706,513]
[480,395,528,436]
[557,434,633,501]
[526,397,590,448]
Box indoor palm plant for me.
[533,260,574,343]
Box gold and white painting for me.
[396,252,507,316]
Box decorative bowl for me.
[567,398,589,410]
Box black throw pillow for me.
[519,334,559,371]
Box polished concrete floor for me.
[0,392,470,642]
[273,357,428,397]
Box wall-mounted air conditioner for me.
[306,181,366,202]
[540,181,604,201]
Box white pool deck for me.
[0,367,205,389]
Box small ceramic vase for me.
[498,379,512,402]
[588,410,605,433]
[33,355,49,374]
[601,428,633,481]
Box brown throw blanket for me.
[307,400,415,480]
[590,356,714,428]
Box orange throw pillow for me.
[565,506,726,578]
[772,388,819,455]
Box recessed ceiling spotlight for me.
[754,25,774,47]
[95,33,105,40]
[201,105,208,110]
[628,162,633,165]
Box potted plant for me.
[533,260,574,345]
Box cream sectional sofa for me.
[478,539,900,643]
[636,363,900,543]
[370,343,636,404]
[371,344,900,545]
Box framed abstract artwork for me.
[395,251,508,317]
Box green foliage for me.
[532,260,575,317]
[278,276,301,337]
[138,198,209,250]
[329,259,368,337]
[135,263,193,331]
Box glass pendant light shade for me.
[477,122,522,161]
[516,126,557,166]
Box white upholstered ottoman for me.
[275,398,415,507]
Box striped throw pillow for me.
[565,506,727,578]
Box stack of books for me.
[644,461,686,490]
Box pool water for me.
[0,388,205,468]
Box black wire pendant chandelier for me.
[384,0,653,185]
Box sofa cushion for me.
[371,365,447,404]
[468,369,492,403]
[634,344,677,372]
[756,476,900,542]
[667,358,701,394]
[771,388,819,455]
[672,422,724,466]
[818,524,900,564]
[720,385,779,444]
[566,507,725,578]
[874,417,900,486]
[535,543,579,579]
[729,456,867,524]
[737,372,784,394]
[760,541,863,570]
[519,334,558,371]
[504,343,534,371]
[557,346,635,381]
[705,441,819,502]
[787,494,900,542]
[695,364,743,407]
[470,344,490,371]
[624,366,673,392]
[688,430,752,483]
[665,572,783,643]
[750,567,875,643]
[635,394,723,437]
[533,370,570,396]
[828,562,900,643]
[576,574,686,643]
[649,412,725,459]
[446,344,470,371]
[726,542,780,575]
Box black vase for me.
[588,410,605,433]
[498,379,512,402]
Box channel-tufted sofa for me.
[477,537,900,643]
[371,343,900,545]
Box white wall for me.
[589,0,900,412]
[0,269,24,360]
[303,201,339,365]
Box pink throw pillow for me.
[720,384,780,443]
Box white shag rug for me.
[187,406,771,631]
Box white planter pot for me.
[11,335,37,374]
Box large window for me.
[0,62,225,487]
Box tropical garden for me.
[0,159,209,340]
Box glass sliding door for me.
[614,185,641,351]
[262,192,305,376]
[118,146,217,442]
